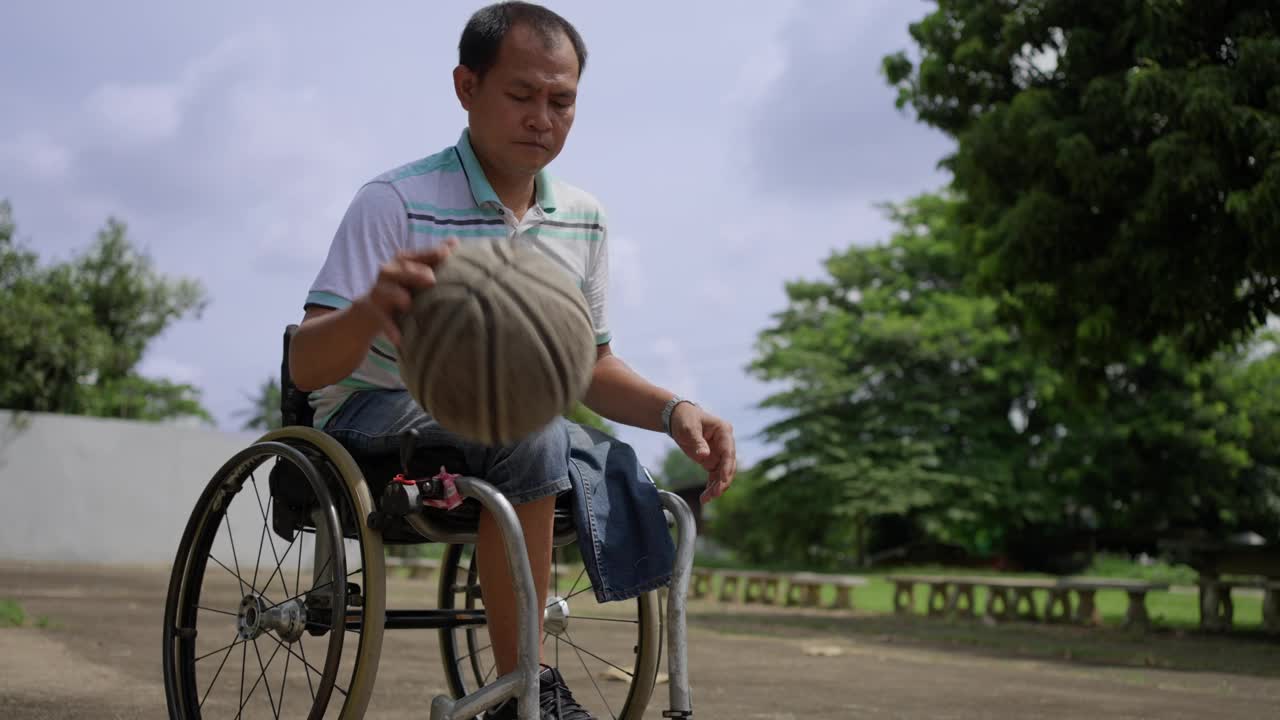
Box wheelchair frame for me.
[162,326,697,719]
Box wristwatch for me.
[661,395,696,437]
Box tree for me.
[0,201,211,422]
[236,377,283,431]
[738,192,1280,571]
[884,1,1280,373]
[746,193,1058,567]
[656,447,706,492]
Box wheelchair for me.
[161,326,697,719]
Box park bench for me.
[740,570,786,605]
[784,572,868,610]
[1197,577,1280,633]
[691,567,715,599]
[1053,578,1170,630]
[890,574,1168,629]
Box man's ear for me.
[453,65,477,110]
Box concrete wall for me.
[0,410,259,566]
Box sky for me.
[1,0,953,471]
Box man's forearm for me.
[582,353,675,433]
[290,302,382,391]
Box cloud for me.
[87,83,185,144]
[745,1,954,201]
[0,131,71,181]
[139,354,204,385]
[608,234,647,310]
[650,337,701,402]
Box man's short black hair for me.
[459,2,588,78]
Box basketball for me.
[398,238,597,446]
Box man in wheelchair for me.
[288,3,737,717]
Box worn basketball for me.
[398,238,596,446]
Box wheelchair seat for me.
[272,325,577,545]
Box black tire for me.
[162,431,385,719]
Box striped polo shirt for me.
[304,128,611,428]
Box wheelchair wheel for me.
[163,429,386,719]
[437,543,662,719]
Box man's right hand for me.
[354,239,459,346]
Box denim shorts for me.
[322,389,572,506]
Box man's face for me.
[455,24,580,179]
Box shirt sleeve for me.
[306,181,407,310]
[583,215,612,346]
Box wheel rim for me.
[437,543,661,719]
[163,440,374,719]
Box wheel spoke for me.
[563,584,595,602]
[251,637,280,718]
[197,605,238,618]
[196,637,246,663]
[263,554,353,612]
[239,638,247,717]
[251,473,291,601]
[294,530,305,598]
[458,642,492,663]
[298,638,316,702]
[570,615,638,625]
[564,628,617,719]
[237,638,283,716]
[265,633,348,697]
[227,514,248,598]
[559,629,633,678]
[256,533,300,609]
[565,566,587,601]
[277,636,292,720]
[199,635,242,709]
[251,486,269,591]
[209,555,251,595]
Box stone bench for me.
[691,567,715,599]
[1055,578,1170,630]
[890,574,991,618]
[740,570,786,605]
[890,574,1168,629]
[1198,578,1280,633]
[785,572,868,609]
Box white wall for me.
[0,410,261,566]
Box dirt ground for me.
[2,560,1279,719]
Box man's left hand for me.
[669,403,737,504]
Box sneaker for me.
[484,665,596,720]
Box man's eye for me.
[508,94,530,102]
[553,100,572,109]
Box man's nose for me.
[526,101,553,131]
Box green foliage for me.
[732,191,1280,571]
[743,193,1053,566]
[0,200,211,422]
[654,447,706,491]
[1083,552,1199,586]
[884,0,1280,372]
[236,377,283,431]
[0,599,25,628]
[564,402,615,435]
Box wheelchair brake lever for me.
[399,428,419,476]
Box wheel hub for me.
[237,593,307,643]
[544,595,570,637]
